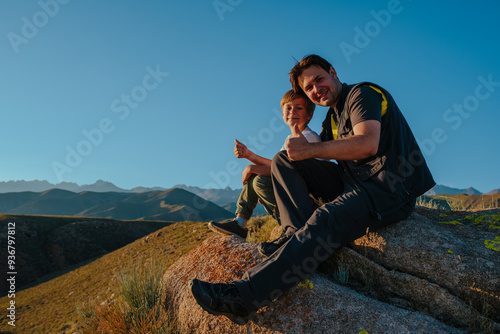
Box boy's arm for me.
[242,164,271,185]
[234,139,272,167]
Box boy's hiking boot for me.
[189,278,250,325]
[209,219,248,239]
[257,230,292,257]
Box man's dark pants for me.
[234,151,414,313]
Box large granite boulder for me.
[319,210,500,331]
[162,212,499,333]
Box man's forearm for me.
[310,135,378,161]
[310,120,380,161]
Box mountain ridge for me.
[424,185,482,196]
[0,179,166,193]
[1,179,496,195]
[0,188,232,222]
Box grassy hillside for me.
[0,219,214,333]
[417,193,500,211]
[0,214,172,294]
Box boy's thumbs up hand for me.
[234,139,249,159]
[285,125,310,161]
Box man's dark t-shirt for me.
[320,82,435,218]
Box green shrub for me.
[246,215,279,243]
[77,257,176,334]
[118,257,166,311]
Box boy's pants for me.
[234,151,414,312]
[236,174,279,223]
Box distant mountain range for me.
[0,188,232,222]
[1,179,498,195]
[172,184,268,215]
[0,180,497,220]
[0,180,269,216]
[0,179,166,193]
[423,185,483,196]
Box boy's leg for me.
[209,174,259,239]
[235,187,414,313]
[252,175,280,223]
[271,151,344,235]
[235,174,259,220]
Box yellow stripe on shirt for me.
[367,85,388,117]
[331,85,387,140]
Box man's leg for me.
[271,151,344,234]
[235,187,414,313]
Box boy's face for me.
[299,65,342,107]
[282,97,312,132]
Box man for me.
[189,55,435,325]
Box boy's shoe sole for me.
[208,219,248,239]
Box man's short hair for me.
[289,55,333,93]
[280,89,315,115]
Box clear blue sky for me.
[1,0,499,193]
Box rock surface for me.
[162,210,500,333]
[318,210,500,331]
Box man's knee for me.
[271,150,289,168]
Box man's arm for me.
[286,120,380,161]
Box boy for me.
[208,89,320,240]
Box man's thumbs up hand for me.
[285,126,310,161]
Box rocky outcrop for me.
[162,211,499,333]
[320,212,499,330]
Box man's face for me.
[299,66,342,107]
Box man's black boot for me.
[189,278,250,325]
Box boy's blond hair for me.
[280,90,316,115]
